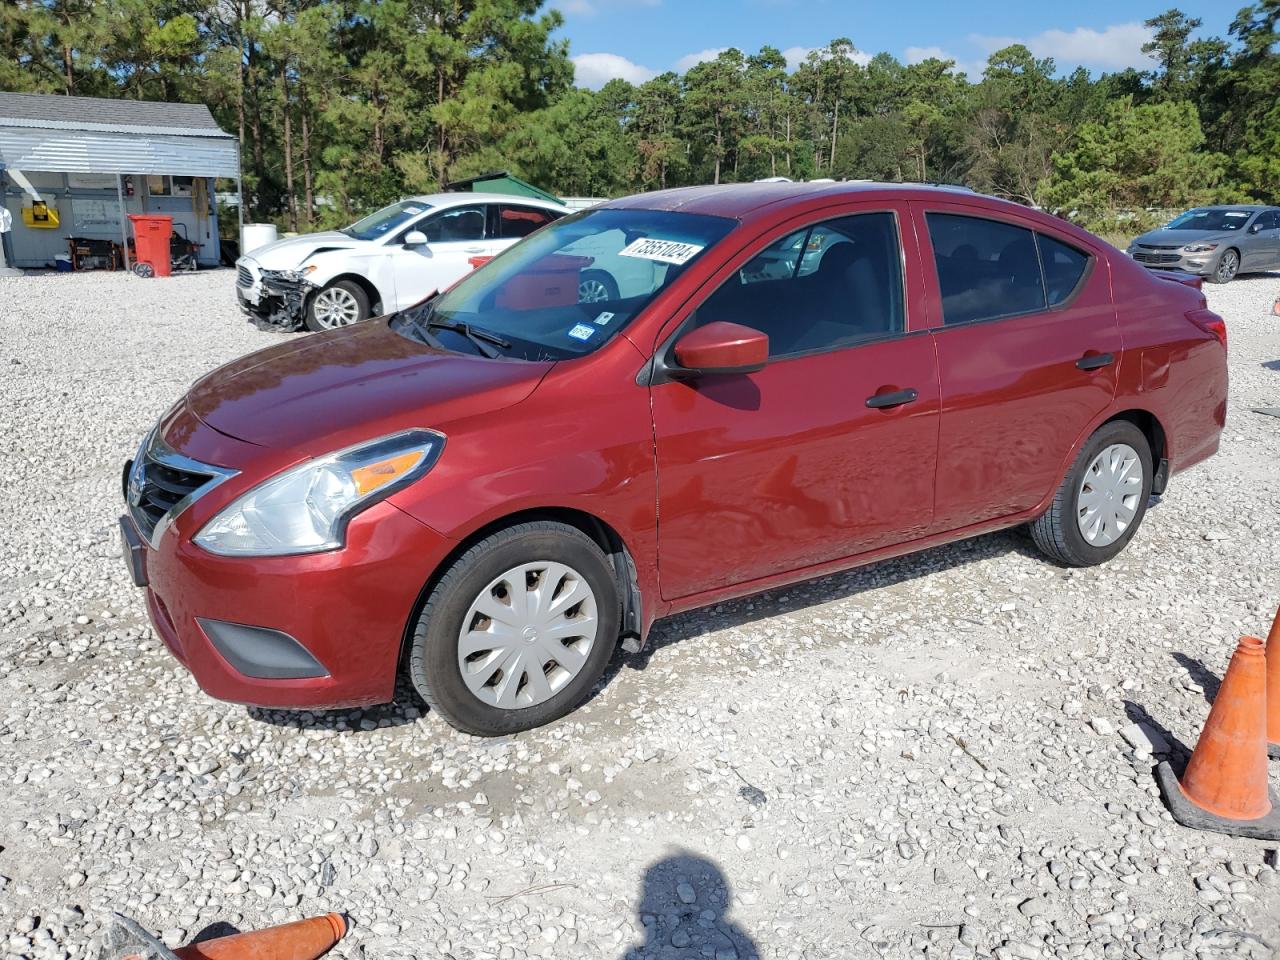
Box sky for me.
[554,0,1238,88]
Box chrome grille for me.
[237,264,254,287]
[126,431,236,546]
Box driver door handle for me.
[1076,352,1115,371]
[865,388,918,409]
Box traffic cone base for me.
[1157,761,1280,840]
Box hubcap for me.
[1077,443,1143,547]
[457,561,598,710]
[313,287,360,327]
[578,278,610,303]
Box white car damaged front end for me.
[235,234,381,331]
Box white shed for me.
[0,92,240,270]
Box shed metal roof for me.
[0,92,232,138]
[0,93,238,178]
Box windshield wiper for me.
[398,292,511,359]
[423,319,511,359]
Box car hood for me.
[242,231,364,269]
[184,321,554,454]
[1133,228,1236,247]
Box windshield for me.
[394,208,736,360]
[342,199,431,241]
[1166,209,1253,232]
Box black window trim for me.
[921,208,1096,332]
[646,207,914,383]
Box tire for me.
[305,280,369,331]
[1029,420,1153,567]
[578,270,619,304]
[1207,248,1240,284]
[407,521,621,736]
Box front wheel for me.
[1208,248,1239,284]
[407,521,621,736]
[1029,420,1153,567]
[306,280,369,331]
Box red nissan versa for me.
[120,183,1228,736]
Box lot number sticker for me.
[618,238,705,265]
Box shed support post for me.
[237,173,244,255]
[117,174,130,271]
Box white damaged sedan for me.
[235,193,567,331]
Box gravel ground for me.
[1,268,1279,960]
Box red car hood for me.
[184,321,553,454]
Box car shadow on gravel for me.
[246,676,423,732]
[623,527,1041,671]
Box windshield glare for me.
[343,200,431,241]
[1166,209,1252,232]
[399,208,735,360]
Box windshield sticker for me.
[618,238,705,265]
[568,323,597,342]
[403,205,425,215]
[593,311,615,326]
[1225,211,1248,217]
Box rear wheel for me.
[306,280,369,331]
[407,521,621,736]
[1208,248,1239,284]
[578,270,619,304]
[1030,420,1153,566]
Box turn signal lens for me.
[352,451,427,495]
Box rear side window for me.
[927,213,1046,325]
[422,205,486,242]
[497,205,560,239]
[1038,234,1089,305]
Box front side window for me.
[692,212,905,358]
[394,208,735,360]
[927,213,1046,325]
[421,205,486,243]
[1166,208,1251,232]
[342,199,433,241]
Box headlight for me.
[278,265,318,282]
[194,430,444,556]
[1182,243,1218,253]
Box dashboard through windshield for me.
[393,208,735,361]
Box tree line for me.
[2,1,1277,236]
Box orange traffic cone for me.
[1273,297,1280,317]
[1267,607,1280,760]
[172,913,346,960]
[1156,636,1280,839]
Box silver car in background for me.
[1126,205,1280,283]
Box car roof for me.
[402,191,567,210]
[600,181,993,219]
[1186,204,1272,212]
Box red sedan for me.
[120,183,1227,735]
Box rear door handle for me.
[865,388,918,409]
[1076,352,1115,371]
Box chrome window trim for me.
[127,427,239,549]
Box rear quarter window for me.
[1037,234,1090,305]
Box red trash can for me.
[127,214,173,277]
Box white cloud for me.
[781,44,871,71]
[674,47,729,71]
[571,52,657,88]
[970,22,1156,71]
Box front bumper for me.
[121,493,454,711]
[236,267,315,329]
[1128,248,1219,275]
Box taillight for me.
[1187,308,1227,348]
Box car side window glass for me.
[927,213,1047,325]
[422,205,486,243]
[692,212,905,359]
[1037,234,1090,306]
[498,205,560,239]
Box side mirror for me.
[671,321,769,377]
[403,231,428,247]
